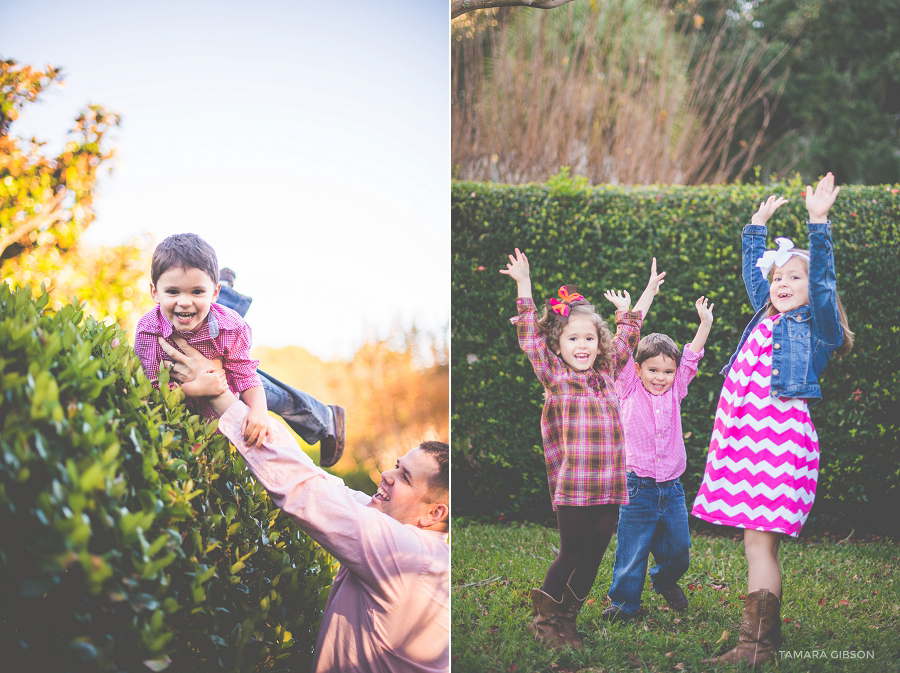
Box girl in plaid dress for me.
[501,248,665,649]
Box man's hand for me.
[603,289,631,312]
[750,194,788,226]
[158,337,228,397]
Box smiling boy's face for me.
[150,266,220,333]
[636,354,677,395]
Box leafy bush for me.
[0,284,335,672]
[451,176,900,534]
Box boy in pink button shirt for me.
[602,296,714,621]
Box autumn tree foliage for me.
[0,59,153,328]
[255,327,449,490]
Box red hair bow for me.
[546,285,585,323]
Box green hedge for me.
[0,284,334,672]
[451,175,900,534]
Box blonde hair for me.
[537,301,616,371]
[764,249,854,356]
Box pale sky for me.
[0,0,449,360]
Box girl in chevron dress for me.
[692,173,854,667]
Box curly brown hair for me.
[538,301,616,371]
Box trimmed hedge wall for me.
[0,284,334,672]
[451,176,900,534]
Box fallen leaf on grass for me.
[715,630,730,645]
[675,664,685,670]
[818,597,826,606]
[665,652,675,658]
[508,665,518,672]
[587,598,595,605]
[839,599,850,605]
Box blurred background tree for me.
[256,326,449,492]
[452,0,900,185]
[0,59,153,327]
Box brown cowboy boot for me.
[703,589,781,667]
[557,581,586,648]
[527,589,568,649]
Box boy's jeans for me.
[217,284,331,445]
[607,472,691,615]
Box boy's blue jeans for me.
[607,472,691,615]
[217,285,331,445]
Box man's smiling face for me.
[369,447,441,526]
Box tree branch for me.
[0,190,67,260]
[451,0,576,20]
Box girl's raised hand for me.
[604,289,631,312]
[750,195,788,225]
[696,296,715,324]
[499,247,530,282]
[806,172,840,223]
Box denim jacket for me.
[721,221,844,406]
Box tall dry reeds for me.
[452,0,792,185]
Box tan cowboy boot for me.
[527,589,567,649]
[703,589,781,667]
[558,581,586,648]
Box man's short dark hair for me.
[635,333,681,367]
[418,441,448,505]
[151,233,219,286]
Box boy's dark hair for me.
[418,441,449,506]
[151,233,219,286]
[635,333,681,367]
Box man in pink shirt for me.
[161,337,450,673]
[601,297,714,621]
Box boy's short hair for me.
[151,233,219,286]
[635,333,681,367]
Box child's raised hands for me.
[806,172,840,223]
[750,195,788,226]
[696,296,715,325]
[500,247,530,282]
[645,257,666,295]
[604,289,631,312]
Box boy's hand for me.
[645,257,666,295]
[750,195,788,225]
[242,406,270,448]
[696,296,715,324]
[806,172,840,223]
[499,248,530,282]
[604,289,631,312]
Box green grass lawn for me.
[452,521,900,673]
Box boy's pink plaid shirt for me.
[616,345,703,482]
[515,297,642,508]
[134,302,261,419]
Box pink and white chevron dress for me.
[691,316,819,537]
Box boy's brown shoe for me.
[659,584,689,611]
[600,604,639,623]
[319,405,345,468]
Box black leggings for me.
[541,504,619,601]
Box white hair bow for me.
[755,237,809,279]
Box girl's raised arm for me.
[500,247,532,300]
[805,173,844,347]
[742,195,787,312]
